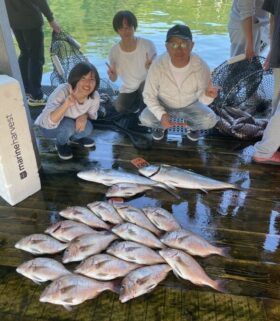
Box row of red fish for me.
[15,202,229,310]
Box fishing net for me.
[210,56,273,140]
[49,31,89,86]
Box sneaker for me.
[56,144,73,160]
[186,129,201,141]
[253,151,280,165]
[28,95,47,107]
[152,128,165,141]
[70,137,95,148]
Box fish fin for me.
[172,266,184,280]
[31,239,44,244]
[127,256,137,261]
[136,275,150,286]
[145,283,157,293]
[95,260,111,268]
[61,285,76,293]
[127,228,137,236]
[80,245,92,252]
[32,279,43,285]
[63,304,73,311]
[163,186,181,200]
[126,246,141,252]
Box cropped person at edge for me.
[4,0,61,106]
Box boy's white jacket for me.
[143,53,214,121]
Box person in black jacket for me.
[4,0,61,106]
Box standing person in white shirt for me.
[107,10,157,115]
[139,24,218,141]
[228,0,269,58]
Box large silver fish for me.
[40,274,119,310]
[16,258,71,284]
[113,204,161,236]
[105,183,153,198]
[106,240,165,265]
[75,254,141,280]
[45,220,96,242]
[59,206,110,229]
[15,234,68,255]
[142,207,181,232]
[159,248,225,292]
[87,201,123,224]
[62,231,118,263]
[138,164,238,192]
[77,168,178,198]
[160,229,230,258]
[119,264,172,303]
[112,223,164,249]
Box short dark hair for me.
[68,61,100,97]
[112,10,138,32]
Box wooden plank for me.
[145,287,165,321]
[163,287,182,321]
[247,297,267,321]
[231,296,250,321]
[181,289,199,321]
[214,293,234,321]
[197,291,216,321]
[263,298,280,321]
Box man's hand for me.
[49,20,61,33]
[263,53,271,71]
[245,43,255,59]
[145,52,156,69]
[106,62,117,81]
[205,80,220,98]
[160,113,173,128]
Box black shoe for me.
[70,137,95,148]
[56,144,73,160]
[186,129,201,141]
[152,128,165,141]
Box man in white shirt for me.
[139,24,218,141]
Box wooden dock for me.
[0,122,279,321]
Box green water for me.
[40,0,232,84]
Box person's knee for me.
[201,112,218,130]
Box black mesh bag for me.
[49,31,89,86]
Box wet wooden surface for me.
[0,125,280,320]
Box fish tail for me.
[218,246,231,258]
[110,279,122,294]
[212,279,228,293]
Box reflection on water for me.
[41,0,232,84]
[263,210,280,252]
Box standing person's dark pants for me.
[13,27,44,100]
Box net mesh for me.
[50,31,89,86]
[210,56,273,140]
